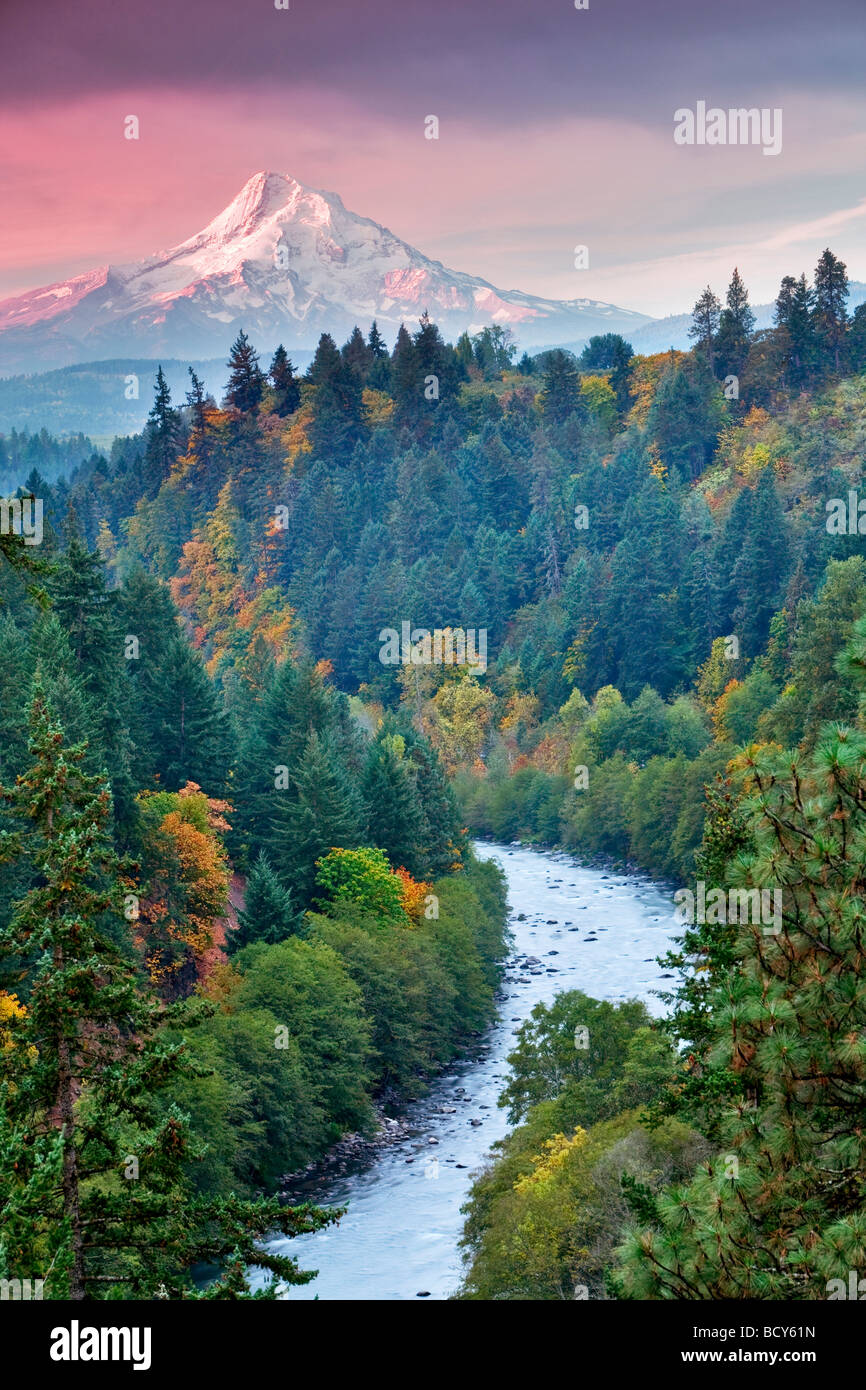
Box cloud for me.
[0,2,863,316]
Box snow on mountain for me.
[0,172,651,373]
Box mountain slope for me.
[0,172,651,373]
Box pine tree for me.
[50,532,135,832]
[812,248,849,376]
[268,345,301,417]
[224,331,266,413]
[143,367,182,493]
[540,351,581,424]
[362,734,425,877]
[402,726,463,877]
[307,333,362,457]
[229,850,302,952]
[342,325,373,382]
[716,268,755,379]
[269,730,362,907]
[688,287,722,373]
[414,311,456,399]
[391,323,421,424]
[367,320,388,359]
[728,464,791,657]
[0,690,335,1298]
[185,367,215,474]
[366,321,392,390]
[849,303,866,373]
[774,274,815,389]
[653,776,752,1137]
[150,637,232,793]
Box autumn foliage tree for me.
[136,782,232,997]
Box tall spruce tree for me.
[362,733,425,877]
[143,367,182,494]
[228,850,302,952]
[812,248,849,376]
[540,351,580,424]
[268,344,301,417]
[224,331,266,413]
[50,532,135,833]
[716,268,755,379]
[269,730,362,907]
[688,287,722,374]
[774,273,816,390]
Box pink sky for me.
[1,0,864,317]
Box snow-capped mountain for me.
[0,172,651,373]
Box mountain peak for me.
[0,173,652,372]
[197,171,303,241]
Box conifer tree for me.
[728,464,791,657]
[414,311,455,398]
[367,320,388,359]
[849,303,866,373]
[268,344,301,417]
[150,637,232,793]
[362,734,425,877]
[391,323,421,423]
[50,532,135,832]
[185,367,216,475]
[812,248,849,376]
[269,730,362,907]
[143,367,182,493]
[224,331,266,413]
[688,287,722,373]
[342,325,373,382]
[307,332,362,457]
[402,726,463,878]
[540,350,581,424]
[716,268,755,379]
[228,850,302,952]
[774,273,816,389]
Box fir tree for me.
[716,268,755,379]
[185,368,215,474]
[229,850,302,952]
[50,532,135,833]
[390,323,421,424]
[688,287,722,373]
[362,734,425,877]
[366,321,392,390]
[540,351,580,424]
[812,248,849,376]
[268,345,301,417]
[143,367,182,493]
[269,730,362,907]
[342,325,373,382]
[368,320,388,359]
[150,637,232,793]
[774,273,815,389]
[728,464,791,657]
[224,331,266,414]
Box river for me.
[265,841,679,1300]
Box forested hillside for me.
[2,245,866,1301]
